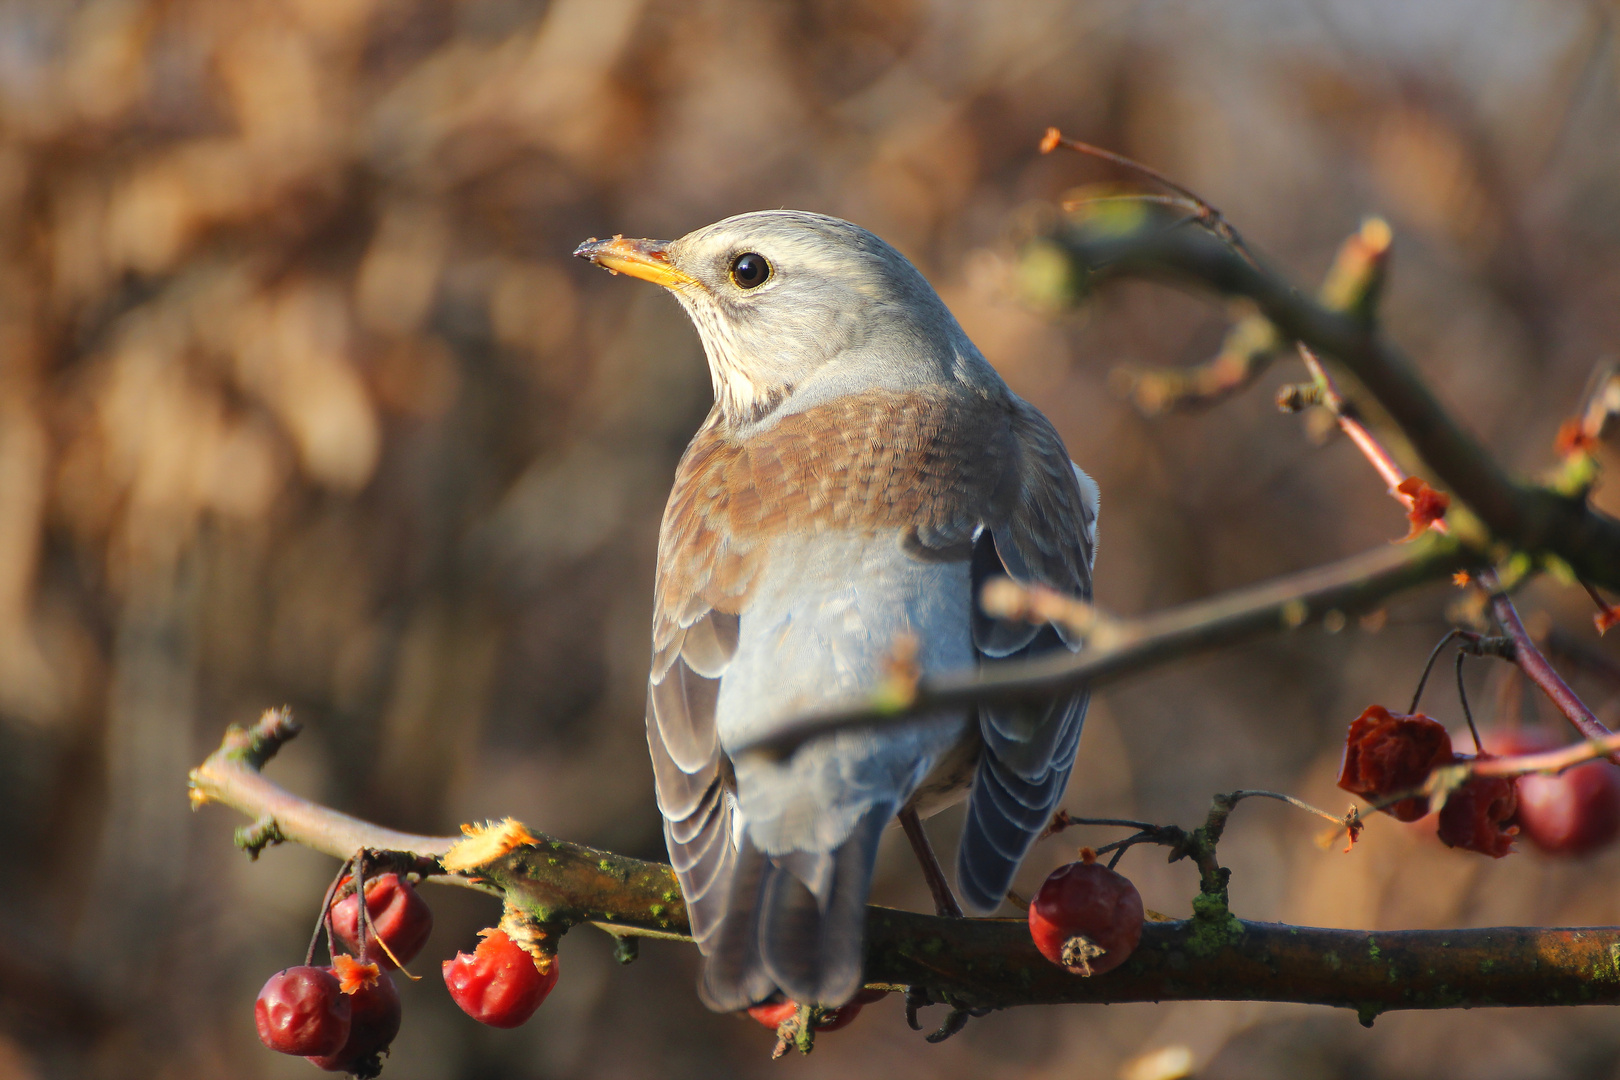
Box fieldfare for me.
[575,211,1097,1012]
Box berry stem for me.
[308,855,354,967]
[1455,652,1484,753]
[355,849,372,965]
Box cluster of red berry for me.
[254,869,559,1076]
[1337,705,1620,857]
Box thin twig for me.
[1411,629,1471,713]
[1223,789,1346,827]
[307,857,352,967]
[1478,570,1617,753]
[1040,810,1162,840]
[740,539,1463,758]
[1297,345,1450,537]
[1456,652,1483,753]
[1467,731,1620,778]
[1041,127,1259,266]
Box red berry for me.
[1337,705,1455,821]
[442,928,558,1028]
[332,874,434,969]
[306,971,401,1076]
[745,995,873,1033]
[255,966,351,1057]
[1028,857,1144,976]
[1484,730,1620,856]
[1435,769,1519,857]
[747,1001,797,1029]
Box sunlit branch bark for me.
[192,712,1620,1024]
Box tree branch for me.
[1038,209,1620,591]
[741,536,1464,758]
[192,712,1620,1025]
[1114,217,1392,415]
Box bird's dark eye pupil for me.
[730,252,769,289]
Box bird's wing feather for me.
[652,390,1013,996]
[958,400,1098,913]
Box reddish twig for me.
[1294,345,1450,539]
[1478,570,1615,749]
[1040,126,1259,267]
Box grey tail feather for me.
[698,805,890,1011]
[697,836,776,1012]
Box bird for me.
[574,211,1097,1013]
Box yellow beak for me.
[573,235,698,289]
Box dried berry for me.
[307,971,401,1077]
[1337,705,1454,821]
[1436,770,1519,857]
[332,873,433,969]
[442,928,557,1028]
[1485,730,1620,856]
[1396,476,1449,540]
[1028,854,1144,976]
[255,966,351,1057]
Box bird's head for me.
[575,210,981,425]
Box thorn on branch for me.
[1276,382,1323,413]
[229,706,301,770]
[1580,580,1619,636]
[234,815,285,860]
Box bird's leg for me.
[898,807,963,918]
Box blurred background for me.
[2,0,1619,1077]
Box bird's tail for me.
[698,804,889,1012]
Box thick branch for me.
[193,715,1620,1021]
[870,913,1620,1020]
[743,536,1464,757]
[1040,213,1620,591]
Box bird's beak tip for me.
[573,235,695,289]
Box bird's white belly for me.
[717,529,973,855]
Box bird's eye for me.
[729,252,770,290]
